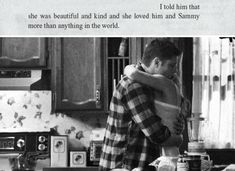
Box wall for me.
[0,91,107,150]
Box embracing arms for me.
[125,79,184,147]
[124,65,180,106]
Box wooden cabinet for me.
[51,37,140,112]
[0,38,49,68]
[51,38,107,112]
[50,37,188,113]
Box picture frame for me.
[70,151,87,167]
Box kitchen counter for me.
[43,165,233,171]
[43,167,98,171]
[211,165,227,171]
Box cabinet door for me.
[0,38,48,68]
[52,38,106,112]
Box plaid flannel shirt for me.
[99,67,171,171]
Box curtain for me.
[192,37,235,148]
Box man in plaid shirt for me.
[99,39,185,171]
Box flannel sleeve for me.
[124,82,171,144]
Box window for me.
[192,37,235,148]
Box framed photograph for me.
[70,151,87,167]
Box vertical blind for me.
[192,37,235,148]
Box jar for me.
[177,155,189,171]
[185,155,201,171]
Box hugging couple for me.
[99,39,190,171]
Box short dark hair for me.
[142,39,182,66]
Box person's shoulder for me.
[119,76,154,99]
[152,74,169,81]
[121,75,144,89]
[115,76,145,95]
[152,74,176,86]
[152,74,165,77]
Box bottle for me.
[118,37,128,57]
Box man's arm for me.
[124,65,179,106]
[124,82,171,144]
[124,65,176,93]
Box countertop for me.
[43,165,231,171]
